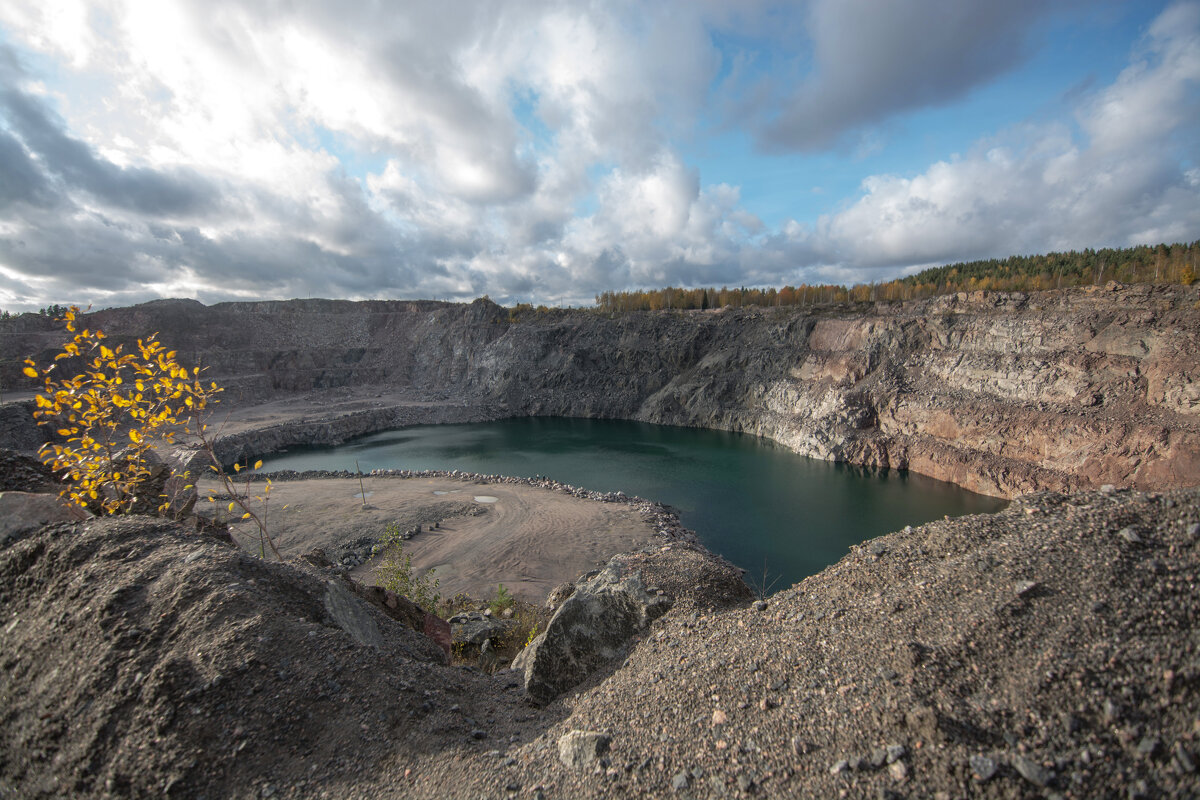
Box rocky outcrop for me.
[513,557,673,704]
[4,284,1198,498]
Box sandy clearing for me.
[210,474,659,603]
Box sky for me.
[0,1,1197,310]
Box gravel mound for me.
[1,486,1198,799]
[508,487,1200,799]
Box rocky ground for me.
[2,285,1198,797]
[3,461,1197,797]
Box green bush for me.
[488,583,514,615]
[375,522,440,613]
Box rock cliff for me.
[3,283,1198,498]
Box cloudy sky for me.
[0,1,1197,310]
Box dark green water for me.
[257,417,1005,588]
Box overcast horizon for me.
[1,1,1198,311]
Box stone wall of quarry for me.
[3,282,1198,498]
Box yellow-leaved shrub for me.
[25,305,220,514]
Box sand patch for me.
[214,475,658,602]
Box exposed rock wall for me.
[3,284,1197,498]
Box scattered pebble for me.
[969,754,997,781]
[1117,526,1143,544]
[1012,755,1053,787]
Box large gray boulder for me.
[513,557,672,704]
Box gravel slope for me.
[2,485,1197,798]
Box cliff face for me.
[4,284,1198,498]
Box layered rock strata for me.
[3,283,1197,498]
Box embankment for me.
[3,283,1198,498]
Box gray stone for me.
[753,600,767,611]
[969,755,998,781]
[671,771,690,791]
[557,730,611,770]
[1012,755,1053,787]
[829,759,849,775]
[515,557,672,704]
[161,473,197,517]
[1173,742,1195,773]
[869,540,888,556]
[322,580,383,649]
[1136,736,1160,758]
[885,744,907,763]
[1100,484,1116,494]
[869,748,887,768]
[545,582,576,611]
[1118,526,1143,544]
[1015,580,1038,597]
[450,612,517,647]
[1186,523,1200,541]
[1103,698,1122,721]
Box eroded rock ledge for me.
[3,282,1198,499]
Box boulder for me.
[558,730,611,770]
[513,557,672,704]
[545,581,575,611]
[449,611,517,648]
[321,580,384,649]
[161,474,197,517]
[0,491,89,544]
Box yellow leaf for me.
[128,430,141,443]
[241,512,251,520]
[227,502,235,512]
[233,463,241,472]
[253,460,262,470]
[22,366,38,378]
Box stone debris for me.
[1012,755,1054,787]
[969,754,998,781]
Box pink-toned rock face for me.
[0,491,89,541]
[5,284,1196,501]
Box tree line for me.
[594,241,1198,312]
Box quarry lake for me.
[257,417,1006,588]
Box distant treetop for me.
[594,241,1198,312]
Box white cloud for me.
[804,3,1200,274]
[0,1,1196,310]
